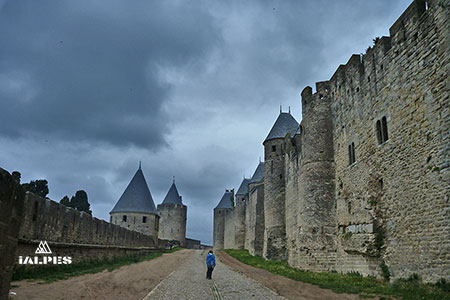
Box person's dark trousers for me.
[206,266,214,279]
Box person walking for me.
[206,250,216,279]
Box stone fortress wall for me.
[215,0,449,282]
[245,179,265,256]
[223,208,236,249]
[0,169,24,300]
[16,192,159,264]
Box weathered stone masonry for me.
[17,192,158,265]
[157,182,187,247]
[215,0,449,283]
[0,169,24,300]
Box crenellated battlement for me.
[389,0,428,44]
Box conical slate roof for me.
[214,191,234,209]
[264,112,299,143]
[236,178,250,195]
[162,182,183,204]
[249,162,264,184]
[110,167,158,215]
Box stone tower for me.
[110,164,160,241]
[234,177,250,249]
[245,162,265,256]
[263,111,298,260]
[157,179,187,247]
[213,190,234,249]
[296,83,336,268]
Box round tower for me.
[213,190,233,249]
[263,111,299,260]
[296,82,336,267]
[110,164,160,243]
[157,180,187,247]
[234,178,250,249]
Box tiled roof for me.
[264,112,299,143]
[214,191,234,209]
[236,178,250,195]
[110,167,158,215]
[162,182,183,204]
[249,162,264,184]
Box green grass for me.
[12,251,163,283]
[163,247,184,253]
[224,249,450,300]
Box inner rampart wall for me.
[16,193,159,265]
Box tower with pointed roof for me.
[245,162,265,256]
[234,177,250,249]
[213,189,234,249]
[110,164,160,241]
[263,110,299,260]
[157,179,187,247]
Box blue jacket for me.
[206,253,216,267]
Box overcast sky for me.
[0,0,411,245]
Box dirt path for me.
[217,251,361,300]
[10,249,364,300]
[10,249,194,300]
[144,249,286,300]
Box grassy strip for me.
[163,247,184,253]
[12,251,163,282]
[224,249,450,300]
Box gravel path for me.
[143,250,286,300]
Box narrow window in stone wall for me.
[352,142,356,163]
[376,116,389,144]
[143,216,147,223]
[272,145,276,152]
[348,145,352,165]
[376,120,382,144]
[122,215,127,222]
[381,116,389,142]
[348,142,356,165]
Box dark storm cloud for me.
[0,0,220,149]
[0,0,411,245]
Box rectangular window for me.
[348,142,356,165]
[348,145,353,165]
[352,142,356,163]
[376,116,389,144]
[376,120,382,144]
[272,145,276,152]
[122,215,127,222]
[143,216,147,223]
[381,116,389,142]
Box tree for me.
[11,171,21,183]
[60,190,92,215]
[60,195,71,207]
[22,179,49,198]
